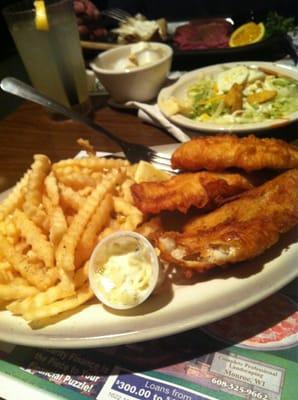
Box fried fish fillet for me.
[131,171,253,214]
[183,168,298,233]
[155,169,298,272]
[171,134,298,171]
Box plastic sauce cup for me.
[89,231,160,310]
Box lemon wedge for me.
[34,1,49,31]
[229,22,265,47]
[134,161,171,183]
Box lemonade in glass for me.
[3,0,91,114]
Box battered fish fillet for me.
[171,134,298,171]
[131,171,253,214]
[184,168,298,233]
[156,169,298,272]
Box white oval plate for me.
[158,61,298,133]
[0,144,297,348]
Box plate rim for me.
[0,144,297,349]
[0,266,296,349]
[157,61,298,133]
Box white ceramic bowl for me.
[89,42,173,103]
[88,231,160,310]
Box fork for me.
[0,77,177,174]
[102,8,132,23]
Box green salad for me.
[180,65,298,124]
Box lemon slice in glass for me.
[229,22,265,47]
[34,0,49,31]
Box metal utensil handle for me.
[0,77,125,148]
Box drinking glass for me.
[3,0,91,115]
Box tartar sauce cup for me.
[88,231,160,310]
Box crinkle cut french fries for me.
[0,152,167,325]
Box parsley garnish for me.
[264,12,297,38]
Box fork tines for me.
[102,8,132,23]
[150,151,178,174]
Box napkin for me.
[124,101,191,143]
[124,71,193,142]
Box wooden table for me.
[0,98,176,193]
[0,96,297,193]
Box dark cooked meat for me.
[173,19,233,50]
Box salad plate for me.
[0,144,297,349]
[158,61,298,133]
